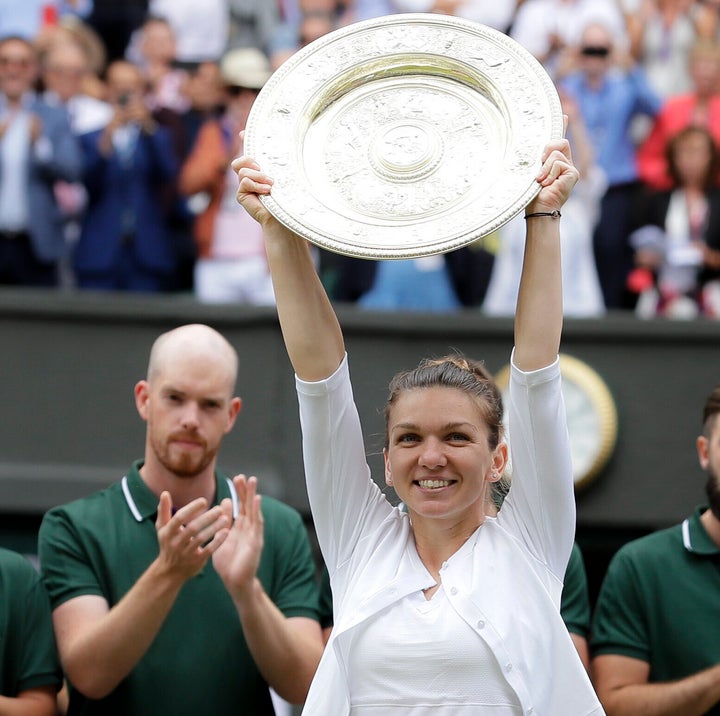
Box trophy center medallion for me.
[370,121,443,182]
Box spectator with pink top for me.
[637,39,720,191]
[179,47,275,304]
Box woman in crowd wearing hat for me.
[233,123,605,714]
[178,47,276,304]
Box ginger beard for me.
[149,428,219,479]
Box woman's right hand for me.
[232,153,275,227]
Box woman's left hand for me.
[527,130,579,215]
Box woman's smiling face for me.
[384,386,503,525]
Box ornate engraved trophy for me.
[244,14,563,259]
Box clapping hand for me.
[155,493,230,582]
[212,475,264,603]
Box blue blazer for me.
[0,96,83,263]
[74,124,178,275]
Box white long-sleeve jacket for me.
[296,353,604,715]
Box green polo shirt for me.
[592,506,720,713]
[39,461,320,716]
[0,548,62,696]
[561,542,591,638]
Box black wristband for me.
[524,210,561,219]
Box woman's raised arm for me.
[514,133,578,372]
[235,128,578,378]
[233,155,345,382]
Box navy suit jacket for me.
[74,124,178,275]
[0,95,83,262]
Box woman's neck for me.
[411,513,484,577]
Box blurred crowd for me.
[3,0,720,318]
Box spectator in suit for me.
[0,34,82,287]
[40,37,112,288]
[73,59,179,292]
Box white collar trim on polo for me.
[122,475,239,523]
[682,518,691,551]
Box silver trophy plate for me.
[244,13,563,259]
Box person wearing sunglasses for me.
[559,21,662,311]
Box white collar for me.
[121,474,239,523]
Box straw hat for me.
[220,47,272,90]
